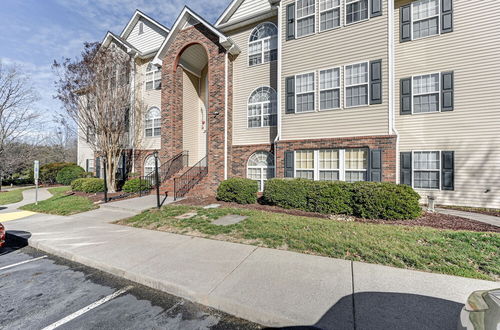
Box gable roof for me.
[120,9,170,40]
[101,31,139,54]
[153,6,240,66]
[215,0,278,28]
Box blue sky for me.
[0,0,230,129]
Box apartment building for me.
[78,0,500,208]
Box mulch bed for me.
[437,205,500,218]
[174,196,500,233]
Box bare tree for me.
[53,42,144,192]
[0,61,40,189]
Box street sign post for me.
[34,161,39,205]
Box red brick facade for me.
[230,144,274,178]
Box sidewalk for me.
[5,196,499,329]
[436,207,500,227]
[0,188,52,215]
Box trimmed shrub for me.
[81,178,105,193]
[122,178,152,193]
[71,178,87,192]
[263,179,353,215]
[216,178,258,204]
[262,179,421,220]
[56,165,86,185]
[351,182,422,220]
[40,162,76,184]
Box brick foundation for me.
[230,144,274,178]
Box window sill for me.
[345,17,370,27]
[248,59,277,69]
[246,125,277,129]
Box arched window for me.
[248,87,277,128]
[145,62,161,90]
[145,107,161,137]
[247,151,275,191]
[144,155,158,176]
[248,22,278,66]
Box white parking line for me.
[0,256,48,271]
[41,286,133,330]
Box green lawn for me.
[117,205,500,281]
[20,186,98,215]
[0,187,32,205]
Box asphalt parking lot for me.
[0,234,261,330]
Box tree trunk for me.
[106,153,117,193]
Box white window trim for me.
[319,0,342,32]
[247,152,275,192]
[411,0,441,40]
[294,148,369,182]
[145,107,161,138]
[248,22,278,67]
[145,63,161,91]
[345,149,368,181]
[144,155,160,177]
[319,66,342,111]
[345,0,370,26]
[295,71,316,113]
[296,0,316,38]
[247,86,278,128]
[411,150,441,190]
[344,61,370,109]
[411,72,441,115]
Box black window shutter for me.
[400,152,412,186]
[285,76,295,114]
[284,151,294,178]
[441,0,453,33]
[370,0,382,18]
[400,4,411,42]
[95,157,101,178]
[86,159,89,172]
[400,78,412,115]
[441,151,454,190]
[441,71,454,112]
[369,149,383,182]
[370,60,382,105]
[286,3,295,41]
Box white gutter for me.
[130,55,137,172]
[224,52,229,180]
[388,0,400,183]
[274,2,282,147]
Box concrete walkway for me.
[4,196,499,329]
[0,188,52,214]
[436,207,500,227]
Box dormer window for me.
[138,22,144,35]
[145,62,161,90]
[248,22,278,66]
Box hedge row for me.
[122,178,152,193]
[262,179,422,220]
[216,178,258,204]
[71,178,105,193]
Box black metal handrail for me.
[174,155,208,200]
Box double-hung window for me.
[247,87,277,128]
[145,107,161,137]
[345,148,368,182]
[296,72,315,112]
[86,159,95,173]
[413,151,440,189]
[319,67,341,110]
[248,23,278,66]
[320,0,341,31]
[345,62,369,108]
[345,0,369,25]
[412,0,439,39]
[247,152,275,192]
[295,149,368,181]
[296,0,315,37]
[145,63,161,90]
[413,73,440,113]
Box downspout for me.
[224,52,229,180]
[274,1,282,171]
[388,0,400,183]
[130,54,137,173]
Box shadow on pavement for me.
[267,292,462,330]
[0,231,31,256]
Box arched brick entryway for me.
[160,24,231,195]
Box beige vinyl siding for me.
[228,18,278,146]
[126,19,167,54]
[77,127,94,170]
[136,58,161,150]
[281,0,389,141]
[227,0,273,24]
[395,0,500,208]
[182,70,201,166]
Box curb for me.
[15,233,299,328]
